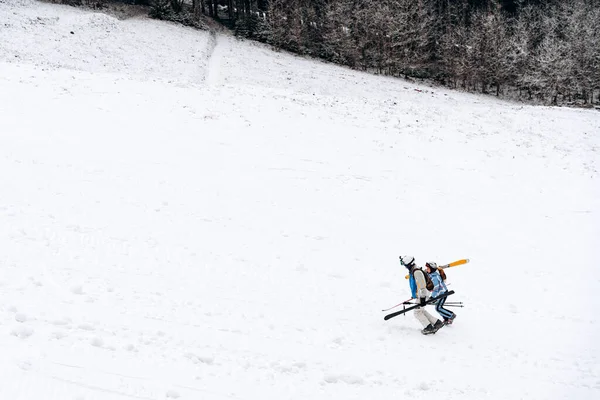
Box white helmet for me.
[425,261,438,270]
[400,255,415,267]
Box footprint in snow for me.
[71,285,84,295]
[51,317,71,326]
[15,313,28,323]
[11,326,34,339]
[51,331,67,340]
[323,373,365,385]
[78,323,95,331]
[186,353,214,365]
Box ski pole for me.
[442,304,464,308]
[382,298,413,312]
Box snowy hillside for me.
[1,1,599,399]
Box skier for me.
[425,262,456,325]
[400,256,444,335]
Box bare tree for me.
[146,0,599,105]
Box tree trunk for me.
[236,0,242,18]
[170,0,182,13]
[213,0,219,19]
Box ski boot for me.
[433,319,444,332]
[421,324,436,335]
[444,314,456,325]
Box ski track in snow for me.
[1,1,600,400]
[204,31,220,86]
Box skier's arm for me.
[413,270,428,304]
[408,276,417,298]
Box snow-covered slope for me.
[1,1,599,399]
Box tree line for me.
[175,0,600,106]
[60,0,600,106]
[247,0,599,105]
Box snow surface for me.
[1,1,600,399]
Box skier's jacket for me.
[408,268,431,299]
[429,270,448,298]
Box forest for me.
[74,0,600,105]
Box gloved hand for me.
[419,297,426,306]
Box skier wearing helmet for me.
[425,262,456,325]
[400,256,444,335]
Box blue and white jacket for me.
[408,268,429,300]
[408,273,417,298]
[429,270,448,298]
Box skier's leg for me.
[435,296,454,320]
[434,301,445,318]
[423,308,438,325]
[413,308,431,328]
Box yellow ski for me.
[443,259,470,269]
[405,258,470,279]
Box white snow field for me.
[1,1,600,399]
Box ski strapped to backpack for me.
[405,258,469,279]
[384,290,455,321]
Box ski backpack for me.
[439,268,447,282]
[414,268,434,291]
[424,270,434,291]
